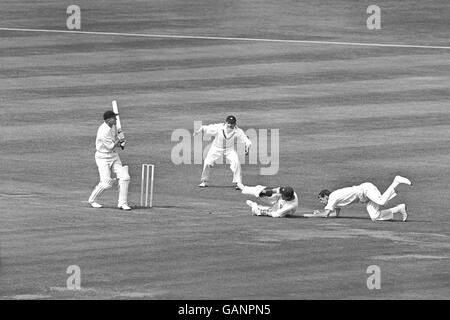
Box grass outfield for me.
[0,0,449,299]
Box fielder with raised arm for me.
[238,183,298,218]
[304,175,411,221]
[88,110,131,210]
[193,115,251,189]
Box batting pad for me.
[117,165,130,181]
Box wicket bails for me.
[140,164,154,207]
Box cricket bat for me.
[112,100,125,150]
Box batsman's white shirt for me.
[203,123,251,150]
[325,185,365,211]
[96,122,119,155]
[94,122,123,176]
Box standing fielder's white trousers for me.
[88,152,130,206]
[201,146,242,184]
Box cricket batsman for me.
[239,183,298,218]
[305,175,411,221]
[193,115,251,189]
[88,110,132,210]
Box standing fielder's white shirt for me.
[202,123,252,150]
[325,185,365,211]
[96,122,119,154]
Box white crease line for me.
[1,27,449,50]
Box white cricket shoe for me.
[198,181,208,187]
[89,201,103,208]
[118,204,132,211]
[399,204,408,222]
[395,175,412,186]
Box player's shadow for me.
[308,216,431,223]
[203,185,237,189]
[382,219,431,223]
[288,216,372,220]
[132,205,196,210]
[287,215,311,219]
[330,216,375,221]
[286,215,367,219]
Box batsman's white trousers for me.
[201,146,242,184]
[89,151,130,206]
[95,152,123,180]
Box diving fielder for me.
[304,175,411,221]
[193,115,251,189]
[88,110,131,210]
[239,183,298,218]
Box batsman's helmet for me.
[226,115,237,124]
[280,186,295,201]
[103,110,117,120]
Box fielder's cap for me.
[103,110,117,120]
[226,115,237,124]
[280,186,295,201]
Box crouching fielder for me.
[239,183,298,218]
[304,175,412,221]
[194,115,251,189]
[88,110,132,210]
